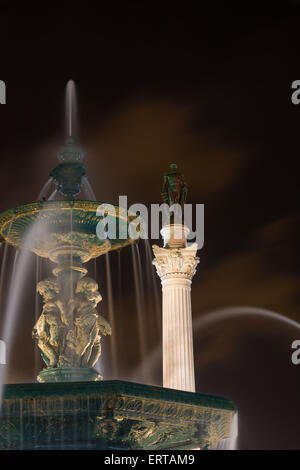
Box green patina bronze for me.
[50,137,86,199]
[161,163,187,209]
[0,380,236,450]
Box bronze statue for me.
[161,163,187,209]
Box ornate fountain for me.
[0,136,138,383]
[0,85,237,450]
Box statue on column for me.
[161,163,188,209]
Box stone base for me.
[161,224,190,249]
[37,367,102,383]
[0,380,237,450]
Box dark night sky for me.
[1,0,300,449]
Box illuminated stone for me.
[153,226,199,392]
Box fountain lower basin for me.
[0,380,236,450]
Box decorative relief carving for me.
[152,243,199,280]
[0,391,235,450]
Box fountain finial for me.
[49,137,86,198]
[58,136,84,163]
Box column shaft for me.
[162,278,195,392]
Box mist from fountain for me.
[0,216,54,402]
[105,253,117,376]
[144,239,161,332]
[38,80,92,205]
[0,225,13,302]
[208,412,238,450]
[193,306,300,332]
[81,176,97,201]
[130,304,300,449]
[131,244,147,380]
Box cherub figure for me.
[58,277,112,368]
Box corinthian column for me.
[153,224,199,392]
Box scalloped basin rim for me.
[0,200,137,221]
[3,380,237,411]
[0,200,141,258]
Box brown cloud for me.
[85,96,250,204]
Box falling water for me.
[0,221,13,305]
[37,178,53,201]
[144,239,161,331]
[208,412,238,450]
[81,176,97,201]
[0,243,10,303]
[126,240,163,383]
[230,412,238,450]
[11,250,19,282]
[48,189,58,201]
[105,253,117,377]
[137,243,161,352]
[0,224,17,398]
[135,245,146,326]
[131,244,147,377]
[0,246,29,397]
[0,215,59,403]
[132,346,162,385]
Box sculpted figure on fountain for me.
[33,276,112,371]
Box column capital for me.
[152,242,199,281]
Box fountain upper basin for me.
[0,200,141,263]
